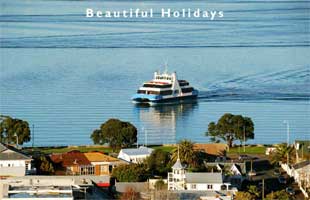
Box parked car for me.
[286,187,295,195]
[278,176,287,184]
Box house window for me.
[80,166,94,175]
[191,184,196,189]
[207,185,213,189]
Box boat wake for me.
[198,67,310,102]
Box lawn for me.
[24,145,176,155]
[227,145,267,155]
[25,146,115,155]
[152,145,176,153]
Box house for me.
[205,162,246,189]
[50,150,93,175]
[0,143,32,176]
[117,146,154,163]
[84,152,126,175]
[168,158,235,192]
[291,161,310,198]
[281,160,310,198]
[50,150,125,176]
[265,147,276,155]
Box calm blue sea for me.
[0,0,309,146]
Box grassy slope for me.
[227,146,267,155]
[25,145,176,155]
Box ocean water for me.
[0,0,309,146]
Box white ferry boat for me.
[132,70,198,104]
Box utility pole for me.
[283,120,290,165]
[243,125,246,153]
[284,121,290,146]
[262,178,265,200]
[32,124,35,148]
[145,128,147,147]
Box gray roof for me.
[121,146,154,156]
[0,143,32,160]
[0,143,7,152]
[205,162,247,174]
[172,159,184,169]
[292,160,310,170]
[185,172,223,184]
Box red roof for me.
[50,150,91,167]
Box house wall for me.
[0,166,25,176]
[0,160,31,176]
[0,160,29,169]
[186,183,223,191]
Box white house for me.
[281,160,310,198]
[168,158,186,190]
[168,158,234,192]
[117,146,154,163]
[0,143,32,176]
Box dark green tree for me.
[90,119,137,150]
[0,115,31,145]
[35,156,54,175]
[266,190,290,200]
[206,113,254,147]
[248,185,261,199]
[112,164,150,182]
[269,143,295,164]
[171,139,197,167]
[234,191,256,200]
[146,149,171,176]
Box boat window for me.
[179,80,189,86]
[143,84,172,88]
[148,91,160,95]
[181,87,193,93]
[160,90,173,95]
[137,90,146,94]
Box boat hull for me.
[132,90,198,105]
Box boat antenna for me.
[164,60,168,74]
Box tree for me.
[248,185,261,199]
[234,191,256,200]
[112,164,150,182]
[90,119,137,150]
[266,190,290,200]
[35,156,54,175]
[0,115,31,145]
[120,187,140,200]
[270,143,295,164]
[171,140,197,167]
[146,149,171,176]
[206,113,254,147]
